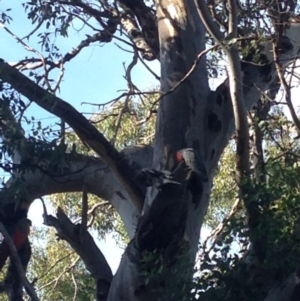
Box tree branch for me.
[207,24,298,175]
[274,46,300,136]
[2,146,152,237]
[80,184,88,238]
[0,59,145,212]
[118,0,159,59]
[228,0,238,36]
[195,0,223,42]
[0,223,39,301]
[0,100,27,165]
[44,207,113,300]
[200,14,299,263]
[197,0,250,179]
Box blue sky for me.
[0,1,160,272]
[0,1,160,125]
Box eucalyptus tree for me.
[0,1,300,301]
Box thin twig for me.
[0,22,44,59]
[40,256,80,291]
[146,44,219,114]
[111,52,138,145]
[34,251,74,283]
[137,52,160,80]
[40,198,49,226]
[195,0,224,42]
[82,91,160,108]
[81,184,88,238]
[71,272,78,301]
[73,201,109,225]
[273,42,300,135]
[202,197,241,254]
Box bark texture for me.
[0,1,300,301]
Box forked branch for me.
[0,59,144,212]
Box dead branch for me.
[111,52,138,145]
[43,207,112,300]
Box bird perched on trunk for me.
[174,148,208,208]
[0,218,32,271]
[175,148,208,181]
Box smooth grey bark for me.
[0,2,300,301]
[44,207,113,301]
[108,7,300,301]
[1,146,152,238]
[153,0,210,257]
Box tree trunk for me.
[0,2,300,301]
